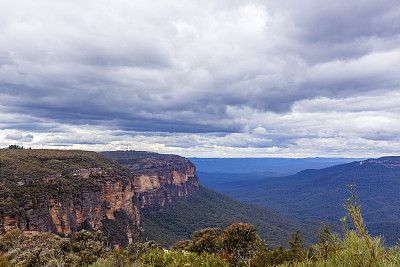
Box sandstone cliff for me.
[0,149,199,246]
[102,151,199,211]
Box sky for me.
[1,0,400,158]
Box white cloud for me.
[253,126,268,136]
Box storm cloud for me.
[1,0,400,157]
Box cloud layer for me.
[1,0,400,157]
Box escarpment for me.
[102,151,199,211]
[0,149,199,245]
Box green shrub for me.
[0,257,11,267]
[72,230,110,266]
[89,257,118,267]
[171,239,193,251]
[293,185,400,267]
[138,248,231,266]
[176,222,265,266]
[220,222,264,265]
[252,230,312,266]
[0,230,74,266]
[189,227,223,254]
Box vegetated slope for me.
[216,156,400,246]
[0,148,131,218]
[140,185,319,248]
[102,151,194,174]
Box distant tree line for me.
[7,144,30,149]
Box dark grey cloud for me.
[295,1,400,42]
[0,0,400,156]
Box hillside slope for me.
[217,156,400,245]
[140,186,318,248]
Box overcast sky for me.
[1,0,400,157]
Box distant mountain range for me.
[190,157,363,174]
[190,157,363,189]
[207,156,400,246]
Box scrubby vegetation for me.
[0,149,131,221]
[0,229,110,266]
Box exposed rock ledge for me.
[102,151,199,211]
[0,149,199,245]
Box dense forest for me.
[140,186,318,248]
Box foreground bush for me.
[138,248,230,266]
[252,230,312,266]
[0,229,110,266]
[0,229,72,266]
[290,185,400,267]
[90,240,162,267]
[172,222,265,265]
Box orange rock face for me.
[0,150,199,246]
[44,177,141,239]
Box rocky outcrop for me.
[0,149,199,245]
[1,169,140,239]
[358,156,400,168]
[102,151,199,211]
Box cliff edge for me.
[102,151,199,211]
[0,149,199,246]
